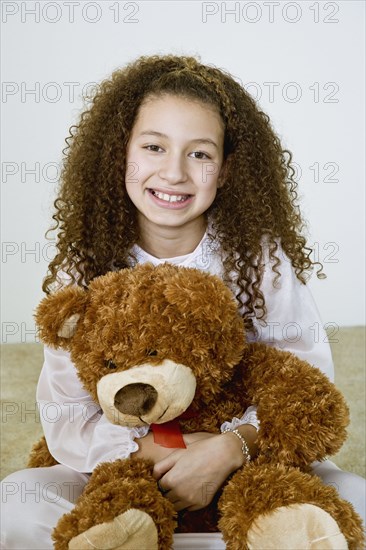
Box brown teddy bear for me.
[29,263,365,549]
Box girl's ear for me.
[35,286,89,350]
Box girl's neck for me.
[137,216,207,259]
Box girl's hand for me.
[183,431,216,445]
[152,432,245,511]
[132,430,219,463]
[131,432,177,464]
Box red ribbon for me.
[151,405,198,449]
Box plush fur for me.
[29,263,365,549]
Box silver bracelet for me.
[222,428,251,464]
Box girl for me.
[1,54,365,549]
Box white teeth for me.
[153,190,188,203]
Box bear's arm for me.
[235,342,349,467]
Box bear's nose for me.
[114,383,158,416]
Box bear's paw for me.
[246,503,347,550]
[68,508,158,550]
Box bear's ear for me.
[163,267,238,322]
[35,286,89,349]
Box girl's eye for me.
[144,145,163,153]
[105,360,117,370]
[190,151,211,160]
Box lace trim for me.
[125,426,150,455]
[107,426,150,460]
[220,406,260,433]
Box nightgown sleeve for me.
[36,345,148,473]
[221,243,334,434]
[249,244,334,382]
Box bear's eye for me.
[146,349,158,357]
[105,360,117,370]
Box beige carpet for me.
[1,328,365,480]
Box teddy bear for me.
[28,262,365,549]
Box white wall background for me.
[1,0,365,343]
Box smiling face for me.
[125,94,225,244]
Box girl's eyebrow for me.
[138,130,218,149]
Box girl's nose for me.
[158,153,188,184]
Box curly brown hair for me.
[43,53,323,332]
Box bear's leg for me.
[52,458,176,550]
[218,463,365,550]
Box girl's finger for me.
[173,500,189,512]
[153,449,183,478]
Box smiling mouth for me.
[157,406,169,421]
[138,406,169,425]
[149,189,191,203]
